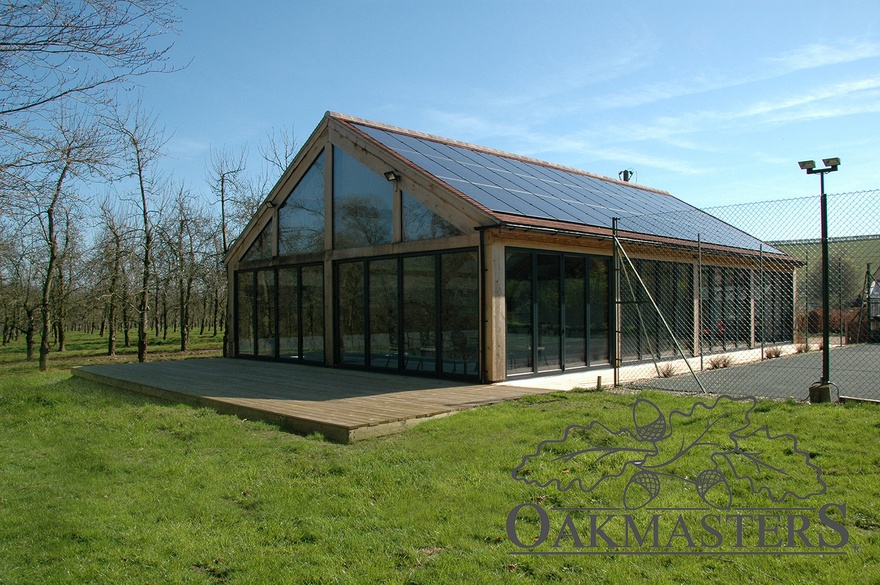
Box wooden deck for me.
[72,359,556,442]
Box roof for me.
[333,113,785,256]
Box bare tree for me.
[207,146,247,256]
[98,197,132,356]
[52,208,82,351]
[0,0,180,118]
[258,126,298,175]
[16,107,110,371]
[158,185,210,351]
[108,99,166,362]
[0,1,181,196]
[2,229,43,360]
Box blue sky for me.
[145,0,880,209]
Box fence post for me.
[839,257,843,347]
[760,245,765,360]
[698,234,703,371]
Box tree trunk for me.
[107,239,120,357]
[39,165,68,371]
[162,291,168,339]
[212,289,219,337]
[25,308,36,361]
[122,267,130,348]
[199,293,207,336]
[179,276,188,351]
[137,158,151,363]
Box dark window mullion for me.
[434,253,442,373]
[251,271,258,356]
[531,253,538,373]
[297,266,304,360]
[364,260,371,368]
[233,272,239,356]
[397,257,405,371]
[333,263,340,365]
[274,268,280,359]
[585,256,591,367]
[556,254,567,372]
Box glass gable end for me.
[333,147,393,249]
[279,151,325,255]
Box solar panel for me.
[353,123,785,255]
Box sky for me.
[143,0,880,210]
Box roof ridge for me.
[327,111,671,197]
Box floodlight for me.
[796,155,843,395]
[384,170,400,182]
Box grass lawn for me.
[1,333,878,583]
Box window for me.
[402,191,462,241]
[333,147,393,248]
[621,259,694,361]
[590,257,611,363]
[402,255,436,372]
[564,257,586,367]
[333,249,479,378]
[278,268,299,358]
[536,254,561,371]
[368,259,398,368]
[235,264,324,362]
[756,270,793,344]
[336,261,365,365]
[256,269,275,356]
[279,151,325,255]
[505,251,533,375]
[301,265,324,362]
[236,271,254,355]
[440,252,479,375]
[242,219,273,261]
[506,249,610,376]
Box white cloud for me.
[597,75,880,144]
[166,136,212,162]
[767,41,880,73]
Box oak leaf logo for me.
[512,396,825,509]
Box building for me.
[225,112,797,383]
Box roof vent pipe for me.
[619,169,634,182]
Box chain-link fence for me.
[612,189,880,402]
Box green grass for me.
[0,329,222,373]
[0,334,878,583]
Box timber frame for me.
[225,112,799,384]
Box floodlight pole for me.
[800,159,839,393]
[819,170,830,385]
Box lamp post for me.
[798,157,840,402]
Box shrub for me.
[707,355,732,370]
[658,363,676,378]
